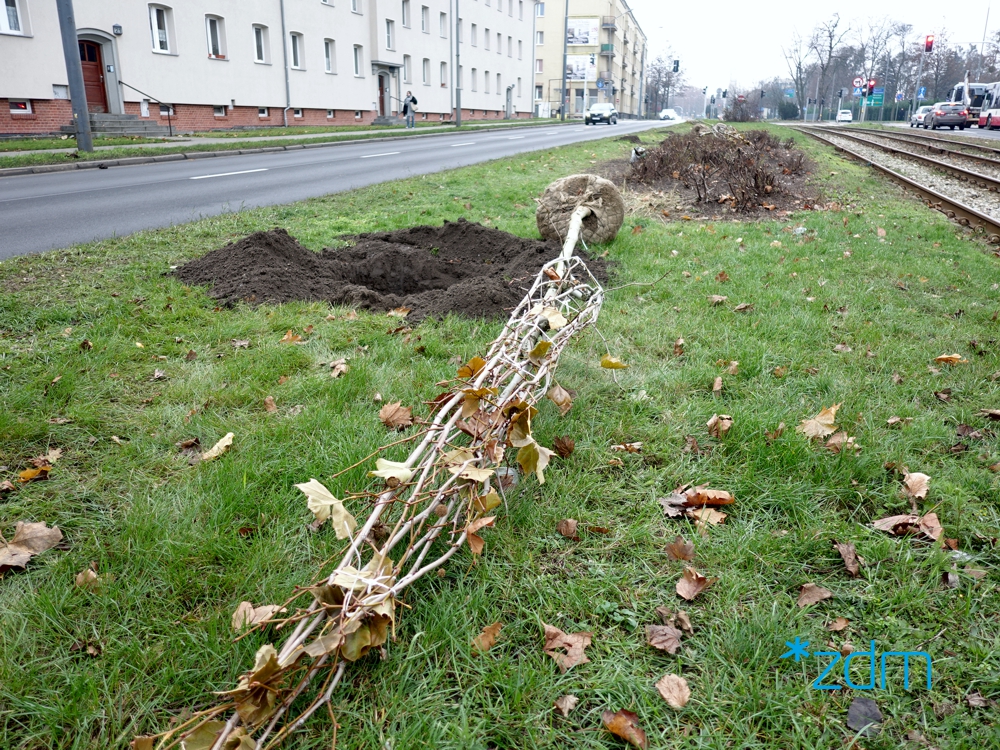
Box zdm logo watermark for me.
[781,637,932,690]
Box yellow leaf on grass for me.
[0,521,63,574]
[934,354,967,365]
[457,356,487,379]
[796,404,841,439]
[601,354,628,369]
[295,479,357,538]
[200,432,234,462]
[472,622,503,653]
[656,673,691,709]
[279,330,302,344]
[516,440,556,484]
[369,459,414,483]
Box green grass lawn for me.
[1,126,998,750]
[0,135,170,152]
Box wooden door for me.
[377,75,387,116]
[79,41,108,113]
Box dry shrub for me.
[627,128,805,212]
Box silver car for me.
[909,105,933,127]
[926,102,969,130]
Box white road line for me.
[507,136,526,140]
[189,168,268,180]
[450,142,477,147]
[360,151,401,158]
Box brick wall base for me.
[0,98,73,135]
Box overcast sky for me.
[628,0,994,90]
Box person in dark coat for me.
[402,91,418,128]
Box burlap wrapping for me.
[535,174,625,245]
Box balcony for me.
[598,70,613,81]
[622,35,629,46]
[601,16,616,29]
[599,43,615,57]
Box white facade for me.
[0,0,536,132]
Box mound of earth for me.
[175,219,607,321]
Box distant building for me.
[531,0,645,118]
[0,0,537,135]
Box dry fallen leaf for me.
[655,673,691,709]
[733,303,754,313]
[465,516,496,556]
[602,709,649,749]
[279,330,302,344]
[666,535,695,561]
[797,583,834,607]
[556,518,580,540]
[378,402,414,430]
[797,403,841,439]
[833,541,860,577]
[673,337,685,356]
[200,432,234,462]
[646,624,683,654]
[552,435,575,458]
[706,413,732,438]
[232,602,286,631]
[553,694,579,717]
[610,442,642,453]
[601,354,629,369]
[980,409,1000,421]
[295,479,357,538]
[676,566,716,600]
[712,376,723,395]
[231,339,250,349]
[687,506,727,528]
[329,358,349,378]
[684,486,735,506]
[263,396,277,413]
[472,622,503,653]
[546,384,573,416]
[457,356,487,379]
[542,623,592,673]
[827,617,850,632]
[825,431,860,454]
[934,354,967,365]
[715,270,730,283]
[708,295,728,306]
[0,521,63,575]
[833,343,852,353]
[765,422,786,442]
[902,472,930,501]
[877,227,887,238]
[387,306,411,318]
[75,568,102,592]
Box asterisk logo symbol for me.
[780,637,811,661]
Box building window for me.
[422,57,429,84]
[401,0,410,27]
[535,30,543,44]
[403,54,411,82]
[385,19,394,49]
[2,0,24,34]
[439,11,446,37]
[440,60,447,86]
[9,99,31,114]
[484,27,490,49]
[353,44,362,75]
[517,76,521,97]
[535,2,544,15]
[471,23,476,46]
[496,32,501,53]
[148,5,172,53]
[508,0,512,15]
[507,35,512,57]
[496,72,500,93]
[518,0,523,20]
[259,107,269,117]
[253,25,269,63]
[421,5,428,32]
[351,0,360,11]
[205,16,226,59]
[327,109,334,118]
[534,84,542,99]
[471,67,477,91]
[457,65,463,89]
[159,103,174,116]
[355,110,362,118]
[534,58,542,73]
[517,39,522,59]
[485,0,490,5]
[484,70,490,93]
[325,39,336,72]
[289,32,304,68]
[293,108,303,117]
[213,105,226,116]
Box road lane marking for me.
[189,168,268,180]
[507,136,526,140]
[360,151,401,158]
[450,142,477,147]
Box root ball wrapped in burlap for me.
[536,174,625,245]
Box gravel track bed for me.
[819,132,1000,220]
[845,130,1000,181]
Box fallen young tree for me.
[142,177,622,750]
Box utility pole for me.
[455,0,461,126]
[560,0,569,120]
[911,35,932,118]
[55,0,93,152]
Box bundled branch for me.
[148,228,606,750]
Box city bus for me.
[949,81,991,126]
[976,81,1000,128]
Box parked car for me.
[585,103,618,125]
[658,108,677,120]
[909,105,934,127]
[835,109,853,123]
[925,102,968,129]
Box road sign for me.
[597,79,605,89]
[737,94,745,102]
[865,93,884,106]
[853,87,862,97]
[918,86,927,100]
[853,76,864,88]
[895,92,904,102]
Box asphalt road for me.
[885,121,1000,141]
[0,119,670,259]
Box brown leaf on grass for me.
[708,295,728,306]
[712,376,723,395]
[75,567,102,592]
[556,518,580,540]
[797,583,834,607]
[956,424,983,439]
[773,366,788,378]
[646,624,683,654]
[833,343,852,353]
[658,493,688,518]
[902,472,930,501]
[685,487,735,506]
[387,306,411,318]
[934,354,967,365]
[79,339,93,351]
[673,337,685,356]
[0,521,63,575]
[726,361,739,376]
[934,389,952,403]
[766,422,786,442]
[877,227,887,238]
[886,416,913,428]
[329,358,349,378]
[655,674,691,709]
[232,602,286,631]
[687,507,727,527]
[263,396,277,413]
[472,622,503,653]
[279,330,302,344]
[542,623,592,673]
[231,339,250,349]
[676,566,716,600]
[666,535,695,561]
[18,466,50,483]
[966,692,988,708]
[601,354,629,369]
[132,736,155,750]
[553,695,579,717]
[200,432,234,462]
[733,303,754,313]
[979,408,1000,420]
[601,709,648,749]
[184,349,197,361]
[546,384,573,416]
[552,436,575,458]
[825,431,860,454]
[610,442,642,453]
[378,402,414,430]
[0,479,16,495]
[465,516,496,556]
[631,224,644,235]
[706,413,732,438]
[797,403,841,439]
[827,617,850,632]
[715,271,730,282]
[833,541,860,577]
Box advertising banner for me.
[565,54,597,81]
[567,18,599,46]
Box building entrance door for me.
[79,40,108,113]
[378,74,388,117]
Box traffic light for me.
[702,87,708,94]
[925,34,935,53]
[710,96,716,104]
[868,78,877,89]
[760,90,766,98]
[672,59,679,73]
[722,89,728,98]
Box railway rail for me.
[794,126,1000,242]
[828,125,1000,159]
[822,127,1000,175]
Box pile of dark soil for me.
[175,219,607,321]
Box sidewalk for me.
[2,119,577,157]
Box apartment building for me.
[0,0,537,134]
[531,0,645,118]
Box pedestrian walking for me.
[402,91,418,128]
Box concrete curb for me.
[0,122,590,178]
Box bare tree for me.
[783,32,811,119]
[809,14,850,120]
[644,54,687,115]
